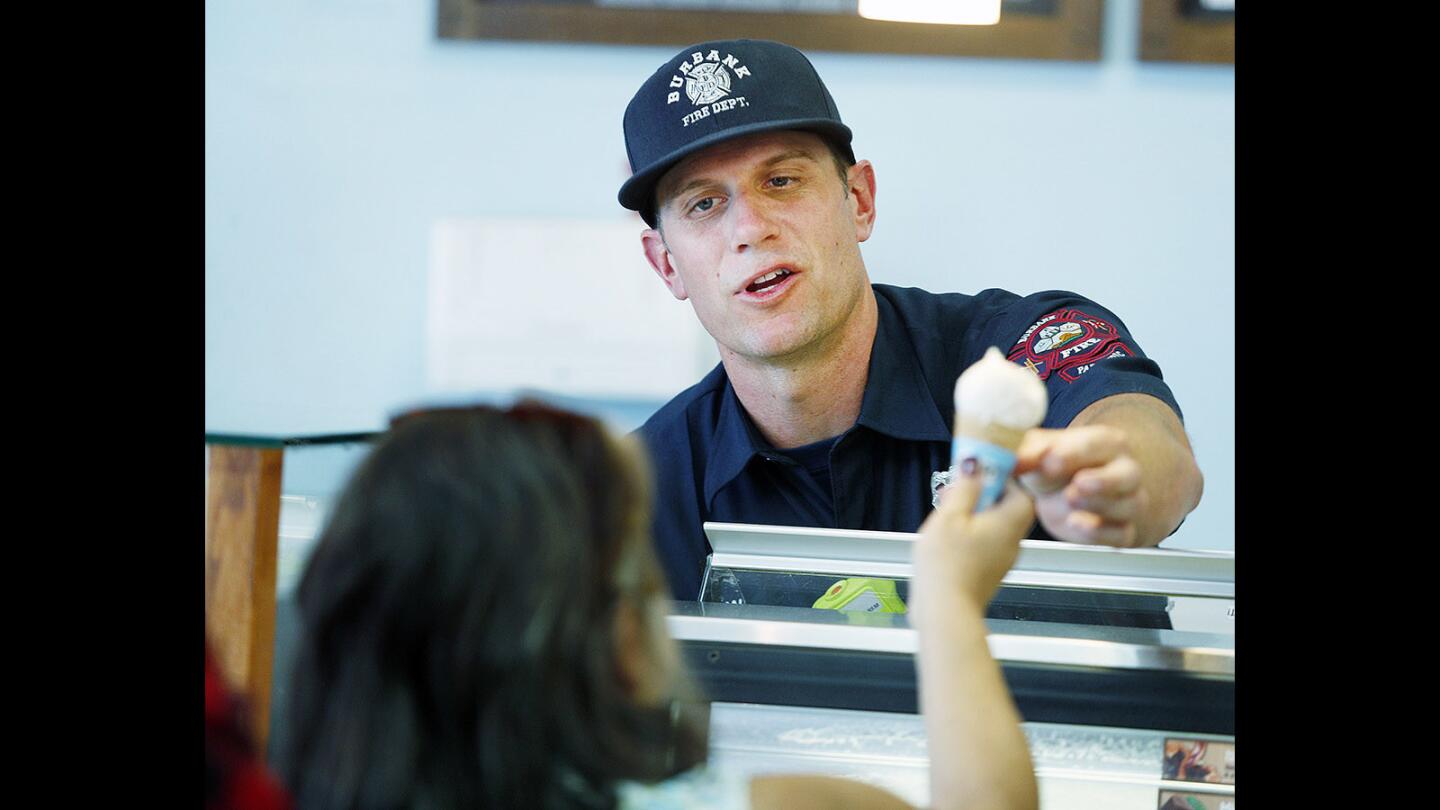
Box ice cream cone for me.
[944,347,1049,511]
[954,414,1027,453]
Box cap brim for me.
[617,118,855,220]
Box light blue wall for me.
[206,0,1233,549]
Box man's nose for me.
[728,190,778,252]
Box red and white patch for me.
[1058,345,1132,382]
[1007,308,1132,382]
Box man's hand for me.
[1012,393,1204,548]
[1014,425,1148,547]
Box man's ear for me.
[641,228,688,301]
[847,160,877,243]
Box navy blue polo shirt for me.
[636,284,1183,600]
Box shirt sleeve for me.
[977,290,1184,431]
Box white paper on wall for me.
[426,217,718,400]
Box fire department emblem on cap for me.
[686,62,731,105]
[619,39,856,223]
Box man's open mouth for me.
[745,268,793,293]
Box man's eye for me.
[691,197,717,213]
[769,176,794,188]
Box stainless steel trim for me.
[998,570,1233,598]
[709,553,915,580]
[671,613,916,653]
[709,553,1234,598]
[1154,780,1236,796]
[666,612,1234,676]
[704,522,1234,598]
[704,522,920,563]
[987,633,1233,676]
[1166,595,1235,635]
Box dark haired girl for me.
[280,401,1037,810]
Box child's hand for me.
[915,469,1035,613]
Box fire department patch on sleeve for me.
[1006,308,1134,383]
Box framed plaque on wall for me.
[1139,0,1234,63]
[437,0,1105,62]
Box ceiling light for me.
[857,0,1002,25]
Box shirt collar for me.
[703,376,773,508]
[854,291,953,443]
[701,289,952,507]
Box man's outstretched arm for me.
[1015,393,1204,548]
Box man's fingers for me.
[1014,428,1060,471]
[1064,456,1143,519]
[1059,510,1139,547]
[1043,425,1128,477]
[1019,470,1063,497]
[1067,490,1141,523]
[1071,455,1141,498]
[1017,425,1129,484]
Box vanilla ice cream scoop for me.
[935,347,1049,512]
[953,347,1048,432]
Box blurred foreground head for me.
[280,401,707,810]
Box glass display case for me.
[206,429,1235,808]
[679,522,1235,808]
[705,701,1235,809]
[698,521,1234,633]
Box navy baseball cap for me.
[618,39,855,227]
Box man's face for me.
[641,130,877,364]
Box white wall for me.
[206,0,1233,549]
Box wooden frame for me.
[205,443,284,751]
[203,432,380,753]
[1139,0,1234,64]
[437,0,1105,62]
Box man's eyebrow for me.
[757,148,825,169]
[662,148,826,205]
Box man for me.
[618,39,1204,600]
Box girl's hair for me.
[278,400,708,809]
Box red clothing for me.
[205,647,293,810]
